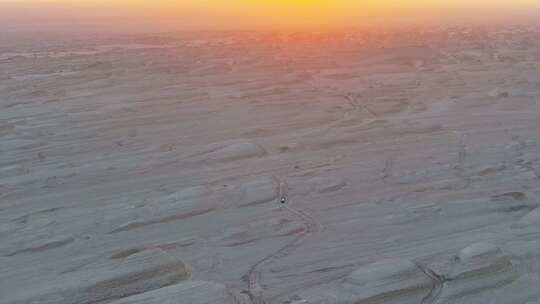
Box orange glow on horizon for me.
[2,0,540,30]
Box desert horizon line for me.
[1,0,540,33]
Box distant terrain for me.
[2,27,540,303]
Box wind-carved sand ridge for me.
[3,28,540,303]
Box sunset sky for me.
[1,0,540,31]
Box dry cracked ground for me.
[2,28,540,303]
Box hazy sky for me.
[1,0,540,32]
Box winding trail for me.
[243,176,323,304]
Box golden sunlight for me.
[2,0,540,30]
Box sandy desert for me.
[2,27,540,303]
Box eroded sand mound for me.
[5,248,190,304]
[201,142,267,163]
[109,281,235,304]
[326,259,435,304]
[439,243,517,303]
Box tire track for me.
[414,261,444,304]
[243,176,323,304]
[342,92,378,119]
[452,133,471,190]
[287,90,370,141]
[381,156,393,183]
[507,133,540,179]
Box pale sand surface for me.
[2,28,540,303]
